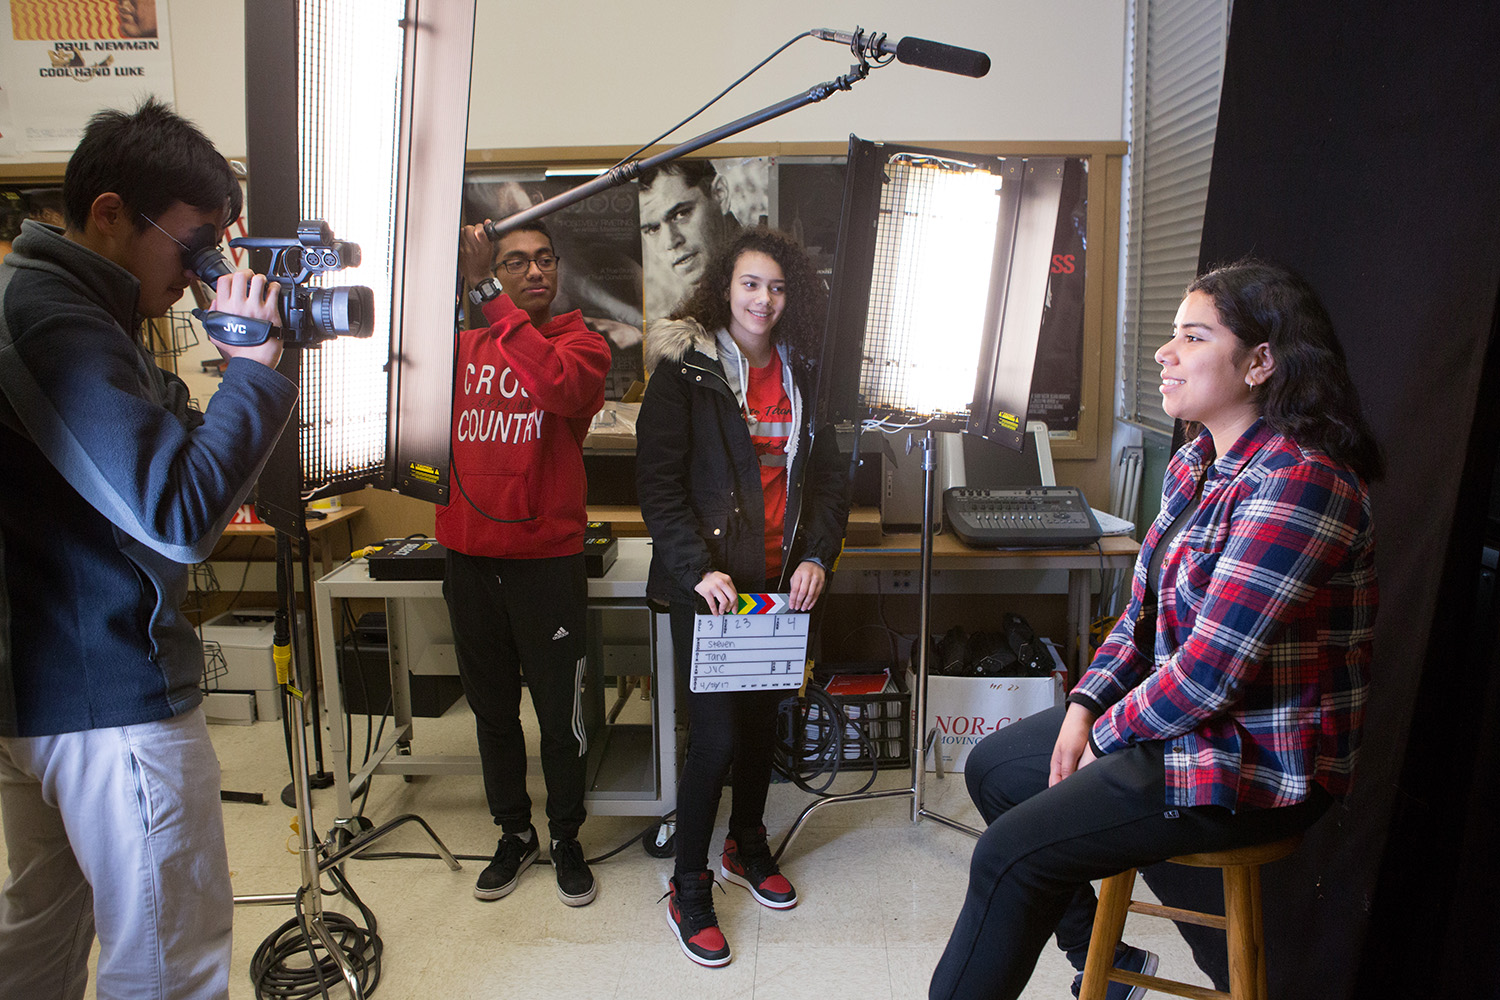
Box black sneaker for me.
[550,837,596,907]
[721,826,797,909]
[662,871,731,967]
[1071,944,1160,1000]
[474,826,539,901]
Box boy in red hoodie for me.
[437,220,611,906]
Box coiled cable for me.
[772,685,881,796]
[249,865,381,1000]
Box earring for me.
[1245,377,1256,387]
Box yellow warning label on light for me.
[408,463,440,484]
[995,411,1022,432]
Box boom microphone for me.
[811,27,991,78]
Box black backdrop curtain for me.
[1192,3,1500,996]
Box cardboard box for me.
[908,639,1065,773]
[202,690,258,725]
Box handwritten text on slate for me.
[690,612,809,693]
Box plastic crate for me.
[788,667,910,771]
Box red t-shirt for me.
[745,352,792,578]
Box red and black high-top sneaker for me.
[663,870,731,967]
[721,826,798,909]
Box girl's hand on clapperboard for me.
[695,571,737,615]
[787,561,826,611]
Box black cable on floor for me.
[348,816,670,868]
[249,865,382,999]
[772,686,880,797]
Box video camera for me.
[190,220,374,348]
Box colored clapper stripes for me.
[736,592,789,615]
[690,594,809,693]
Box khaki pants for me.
[0,708,232,1000]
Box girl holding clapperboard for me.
[636,227,850,967]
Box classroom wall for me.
[466,0,1127,148]
[2,0,1126,163]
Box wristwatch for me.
[468,277,503,306]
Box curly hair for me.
[1187,260,1384,481]
[671,226,828,378]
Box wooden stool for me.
[1077,834,1303,1000]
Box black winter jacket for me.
[636,319,849,607]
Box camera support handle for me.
[194,310,282,347]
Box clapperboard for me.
[690,593,810,693]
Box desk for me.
[313,538,675,835]
[583,507,1135,667]
[832,533,1139,679]
[218,504,364,577]
[575,516,1138,674]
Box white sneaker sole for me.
[666,903,732,967]
[720,864,798,909]
[557,879,597,907]
[473,847,537,901]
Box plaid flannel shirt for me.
[1071,421,1376,811]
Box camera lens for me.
[308,284,374,339]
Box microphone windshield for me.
[895,36,991,78]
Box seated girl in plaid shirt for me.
[931,261,1382,1000]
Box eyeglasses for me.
[497,253,559,275]
[139,213,226,270]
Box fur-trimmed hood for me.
[643,317,718,375]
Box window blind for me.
[1119,0,1231,436]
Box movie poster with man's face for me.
[636,157,773,328]
[461,155,1084,426]
[0,0,175,153]
[465,173,645,399]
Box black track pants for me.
[444,549,590,842]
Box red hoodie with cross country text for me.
[435,292,611,560]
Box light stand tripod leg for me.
[320,814,462,872]
[774,431,981,864]
[279,529,365,999]
[307,915,363,999]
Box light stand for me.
[233,525,460,1000]
[774,431,981,862]
[280,517,333,808]
[773,142,1079,860]
[229,3,469,995]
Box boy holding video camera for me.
[0,99,294,998]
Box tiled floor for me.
[10,693,1212,999]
